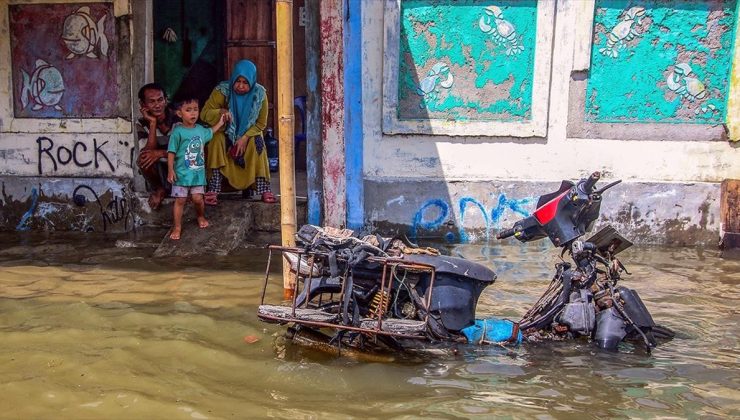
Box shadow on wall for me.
[373,1,541,243]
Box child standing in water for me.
[167,98,226,240]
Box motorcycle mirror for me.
[593,179,622,195]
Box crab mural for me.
[598,7,647,58]
[416,62,454,107]
[665,62,718,115]
[479,6,524,56]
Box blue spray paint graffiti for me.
[459,197,489,243]
[15,187,39,231]
[411,199,449,240]
[411,194,536,243]
[491,194,534,224]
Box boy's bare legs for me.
[170,197,187,240]
[192,193,209,228]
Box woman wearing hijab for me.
[201,59,276,204]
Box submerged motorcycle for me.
[257,172,673,355]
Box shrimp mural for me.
[598,7,647,58]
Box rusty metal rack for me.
[258,245,438,340]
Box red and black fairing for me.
[497,173,604,247]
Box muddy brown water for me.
[0,231,738,419]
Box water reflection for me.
[0,231,738,418]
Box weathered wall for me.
[397,0,537,121]
[366,179,720,246]
[361,0,740,245]
[0,176,138,232]
[0,0,138,232]
[587,0,736,124]
[319,0,346,227]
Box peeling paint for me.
[587,0,737,123]
[320,0,346,227]
[398,0,538,121]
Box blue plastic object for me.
[461,318,522,345]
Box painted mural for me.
[9,3,119,118]
[586,0,738,124]
[397,0,538,121]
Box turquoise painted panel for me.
[586,0,738,124]
[398,0,538,122]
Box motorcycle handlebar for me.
[581,171,601,194]
[496,227,517,240]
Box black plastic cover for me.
[617,286,655,328]
[416,272,492,331]
[404,254,496,283]
[594,307,627,350]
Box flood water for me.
[0,231,738,419]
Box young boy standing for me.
[167,98,225,240]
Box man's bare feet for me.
[197,217,209,229]
[170,226,181,240]
[148,188,166,210]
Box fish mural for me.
[61,6,109,59]
[19,59,65,111]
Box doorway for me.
[153,0,308,195]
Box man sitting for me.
[136,83,175,210]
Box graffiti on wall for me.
[36,136,116,175]
[73,185,133,232]
[9,3,119,118]
[587,0,737,123]
[9,183,134,232]
[398,0,538,121]
[410,194,535,243]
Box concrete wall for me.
[0,0,139,232]
[360,0,740,246]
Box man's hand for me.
[167,169,176,184]
[140,106,157,126]
[138,148,166,169]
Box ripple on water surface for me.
[0,233,738,418]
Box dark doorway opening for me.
[153,0,308,196]
[153,0,226,106]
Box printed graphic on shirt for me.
[184,136,205,170]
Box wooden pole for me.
[721,180,740,249]
[276,0,297,299]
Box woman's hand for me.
[233,136,248,156]
[220,109,232,123]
